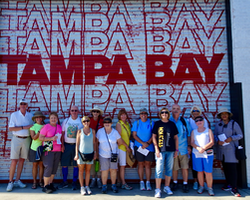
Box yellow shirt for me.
[117,120,131,152]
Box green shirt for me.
[30,123,44,151]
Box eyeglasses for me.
[140,112,147,115]
[71,110,78,112]
[192,110,199,113]
[161,111,169,114]
[92,110,100,113]
[195,118,203,122]
[20,103,27,105]
[82,120,90,123]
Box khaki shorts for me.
[173,153,189,171]
[10,136,31,159]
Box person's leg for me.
[15,158,25,181]
[78,164,85,187]
[145,161,151,181]
[138,161,144,181]
[182,169,188,182]
[226,163,237,188]
[32,162,39,184]
[85,164,92,186]
[164,151,174,187]
[9,159,18,182]
[120,166,126,184]
[155,152,165,189]
[101,170,109,185]
[172,156,179,182]
[38,161,44,183]
[205,172,213,188]
[197,171,204,187]
[110,169,117,185]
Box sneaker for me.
[121,183,133,190]
[102,185,107,194]
[72,182,77,190]
[116,182,122,188]
[111,184,118,193]
[154,188,161,198]
[163,186,173,195]
[42,185,53,194]
[97,179,102,189]
[85,186,92,194]
[14,180,26,188]
[90,179,96,188]
[171,182,178,191]
[231,188,241,197]
[49,183,57,192]
[6,182,14,192]
[182,184,189,193]
[222,184,232,191]
[204,182,208,190]
[208,187,215,196]
[57,181,68,189]
[140,181,145,191]
[193,182,198,190]
[146,181,152,191]
[80,186,86,195]
[197,186,204,194]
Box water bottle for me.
[95,159,99,172]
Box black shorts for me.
[28,148,41,162]
[134,146,155,162]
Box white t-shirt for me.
[62,116,83,143]
[96,127,121,158]
[9,110,33,136]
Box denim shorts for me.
[155,151,174,178]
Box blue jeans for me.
[155,151,174,178]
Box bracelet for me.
[146,142,150,145]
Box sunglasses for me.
[161,111,169,114]
[192,110,200,113]
[82,120,90,123]
[92,110,100,113]
[103,121,112,124]
[20,103,27,105]
[195,118,203,122]
[140,112,148,115]
[71,110,78,112]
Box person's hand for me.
[93,152,97,160]
[61,145,65,153]
[74,155,78,161]
[52,136,58,141]
[142,142,149,149]
[187,146,192,155]
[225,137,232,143]
[197,147,205,153]
[174,151,178,158]
[155,151,160,158]
[126,146,132,152]
[218,141,225,146]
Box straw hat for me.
[32,111,46,122]
[89,107,103,115]
[217,108,233,119]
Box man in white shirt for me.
[57,105,83,190]
[6,99,33,192]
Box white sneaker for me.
[6,182,14,192]
[163,186,173,195]
[140,181,145,191]
[85,186,92,194]
[14,180,26,188]
[193,182,198,190]
[146,181,152,191]
[81,186,86,195]
[155,188,161,198]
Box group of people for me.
[6,99,244,198]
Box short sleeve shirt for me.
[9,110,33,136]
[152,120,178,152]
[96,128,121,158]
[62,117,83,143]
[30,123,44,151]
[40,124,62,152]
[131,119,155,152]
[89,117,104,132]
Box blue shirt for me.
[131,119,155,152]
[169,116,191,155]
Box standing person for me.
[188,105,209,190]
[152,108,178,198]
[39,112,63,194]
[191,116,214,196]
[214,108,243,197]
[116,109,133,190]
[6,98,33,192]
[169,104,191,193]
[29,111,46,189]
[57,105,83,190]
[89,107,104,189]
[74,116,96,196]
[96,117,131,194]
[132,108,155,191]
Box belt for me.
[15,135,30,139]
[66,143,75,145]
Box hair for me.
[49,112,60,125]
[159,107,170,119]
[190,105,202,115]
[117,109,128,120]
[81,116,90,122]
[103,116,113,123]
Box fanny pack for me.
[78,151,94,162]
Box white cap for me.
[19,98,28,104]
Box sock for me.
[173,181,177,184]
[183,182,188,185]
[62,167,68,182]
[73,167,78,183]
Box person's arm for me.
[116,122,122,136]
[152,133,160,158]
[117,138,131,152]
[202,129,214,150]
[30,129,40,140]
[92,129,97,160]
[174,134,179,158]
[133,131,149,149]
[9,125,33,132]
[39,127,58,142]
[225,121,243,143]
[74,130,81,161]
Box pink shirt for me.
[40,124,62,152]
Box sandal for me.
[32,183,37,189]
[39,182,44,188]
[121,183,133,190]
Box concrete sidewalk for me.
[0,183,249,200]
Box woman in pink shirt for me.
[39,112,63,194]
